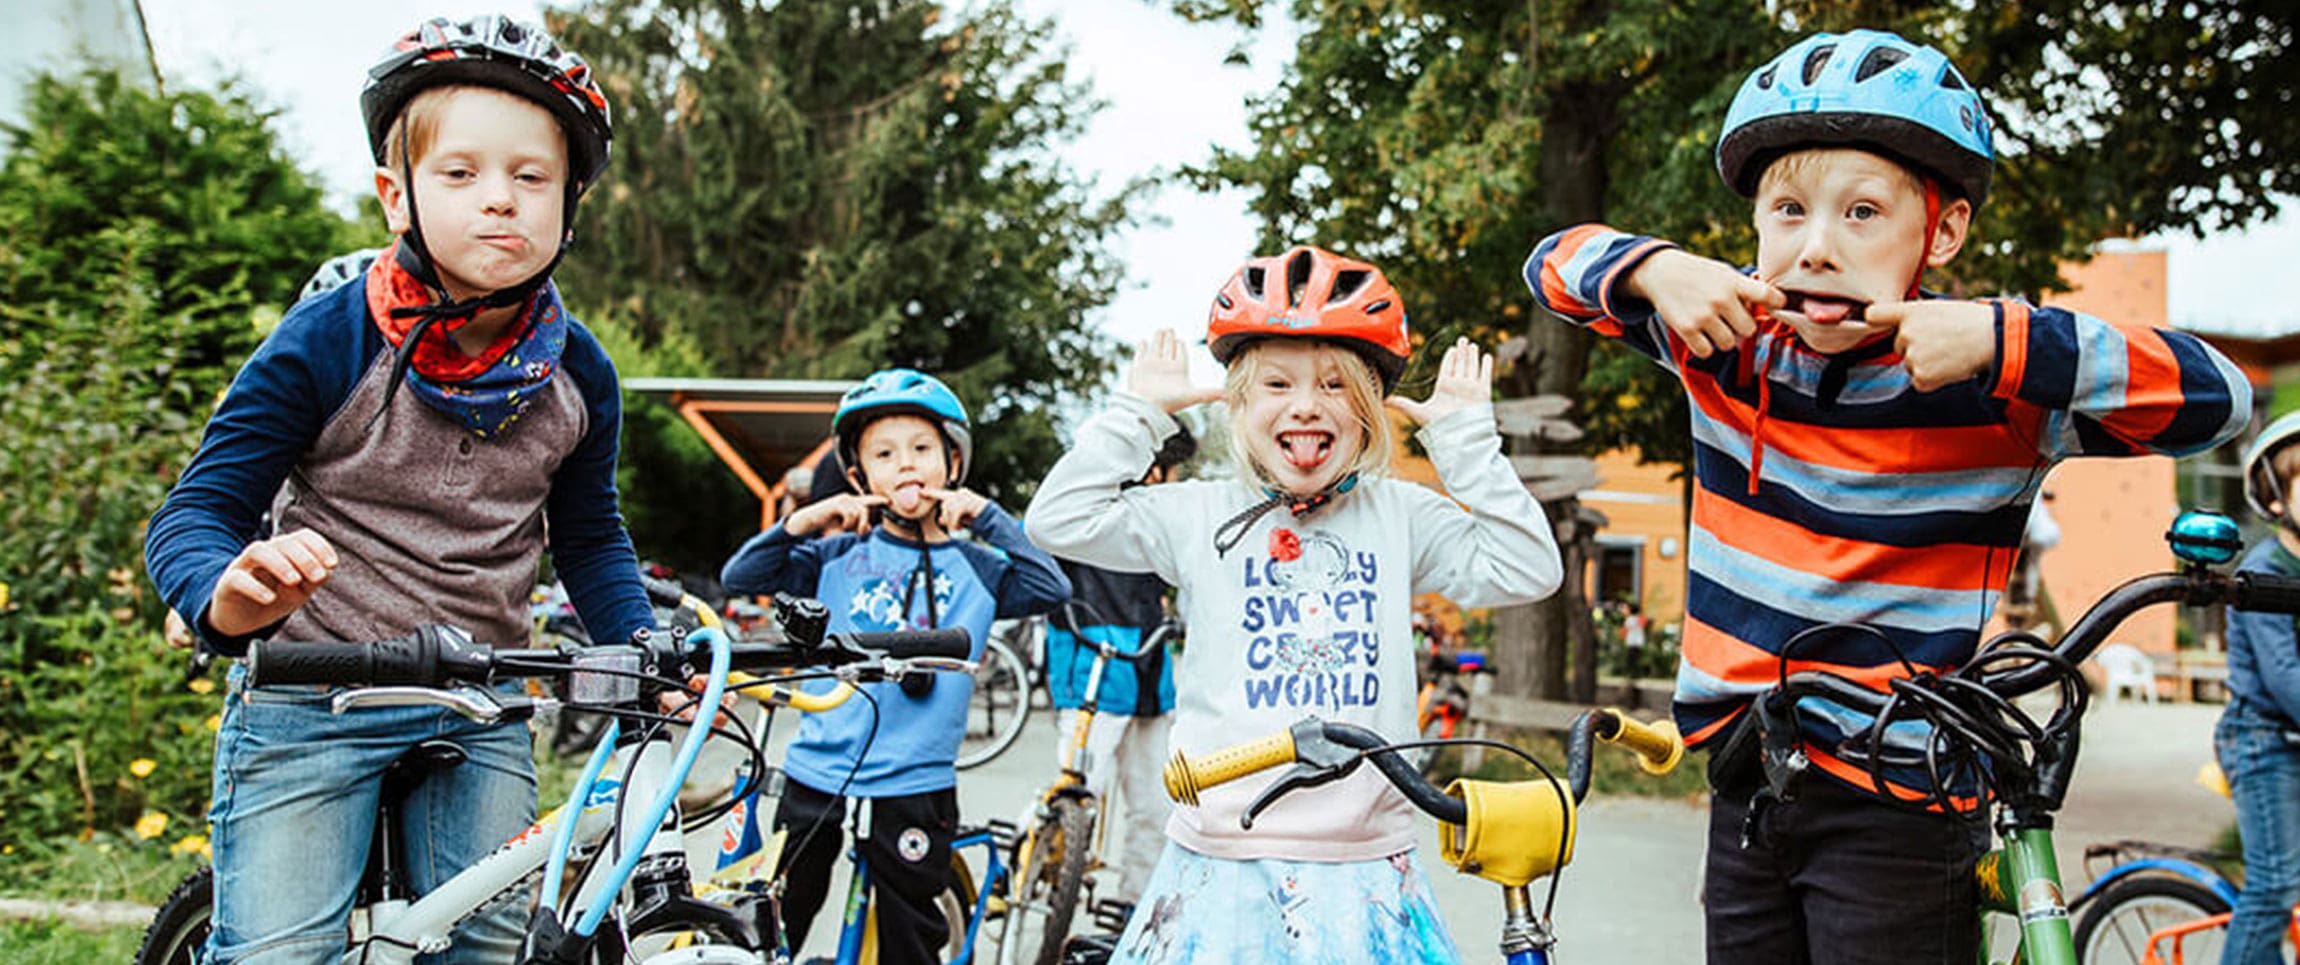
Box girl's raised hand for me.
[1387,337,1494,426]
[1126,328,1222,414]
[784,493,887,537]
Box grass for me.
[0,917,143,962]
[1426,725,1713,802]
[0,833,205,905]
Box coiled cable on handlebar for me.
[1846,642,2090,819]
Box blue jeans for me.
[204,664,536,964]
[2215,697,2300,965]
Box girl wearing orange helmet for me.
[1028,246,1563,962]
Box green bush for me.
[0,298,222,847]
[0,67,359,847]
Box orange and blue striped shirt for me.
[1526,224,2251,797]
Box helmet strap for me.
[1909,176,1942,300]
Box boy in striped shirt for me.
[1525,30,2249,964]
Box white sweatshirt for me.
[1028,393,1563,861]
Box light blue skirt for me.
[1110,842,1463,964]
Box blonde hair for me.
[1756,146,1927,200]
[1223,341,1392,490]
[380,85,567,171]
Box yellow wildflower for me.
[188,677,216,695]
[205,713,222,733]
[129,758,157,778]
[135,811,169,840]
[0,581,9,609]
[170,835,211,859]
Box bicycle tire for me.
[1002,796,1094,965]
[958,638,1031,770]
[134,865,211,965]
[2070,874,2230,965]
[940,850,982,960]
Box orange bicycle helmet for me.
[1208,246,1411,392]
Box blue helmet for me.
[832,369,973,488]
[1718,30,1995,205]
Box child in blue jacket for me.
[720,369,1069,961]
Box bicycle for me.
[133,587,973,965]
[957,620,1034,770]
[1156,706,1685,963]
[1730,509,2300,965]
[998,606,1177,965]
[2065,838,2253,964]
[1411,646,1491,776]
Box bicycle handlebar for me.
[1163,708,1685,829]
[248,607,973,690]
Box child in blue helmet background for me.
[1524,29,2249,962]
[719,368,1070,961]
[2218,414,2300,965]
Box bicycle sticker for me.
[897,826,931,863]
[2017,878,2068,923]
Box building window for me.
[1593,537,1645,607]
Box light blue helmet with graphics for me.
[2242,411,2300,523]
[832,368,973,488]
[1718,29,1996,205]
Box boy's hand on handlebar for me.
[1387,337,1492,426]
[1127,327,1222,414]
[922,486,987,531]
[208,528,338,636]
[1863,300,1997,392]
[1625,248,1784,358]
[784,493,887,537]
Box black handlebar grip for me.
[247,640,379,687]
[846,627,973,661]
[247,627,491,688]
[640,575,686,609]
[2235,572,2300,615]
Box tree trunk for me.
[1488,79,1614,708]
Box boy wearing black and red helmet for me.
[145,16,649,963]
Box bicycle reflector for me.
[2167,510,2242,567]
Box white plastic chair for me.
[2094,643,2158,705]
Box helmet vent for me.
[1331,269,1370,302]
[1938,66,1968,91]
[1802,45,1836,85]
[1286,250,1315,308]
[1755,65,1777,90]
[1244,267,1267,299]
[1854,47,1907,83]
[1216,293,1234,310]
[1365,299,1392,316]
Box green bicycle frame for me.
[1976,825,2075,965]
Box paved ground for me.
[708,694,2229,963]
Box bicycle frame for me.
[1974,826,2076,965]
[827,825,1010,964]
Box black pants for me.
[772,781,958,965]
[1705,775,1984,964]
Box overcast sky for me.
[131,0,2296,360]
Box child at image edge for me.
[718,369,1069,962]
[1029,246,1564,963]
[2218,415,2300,965]
[143,16,652,964]
[1524,29,2250,963]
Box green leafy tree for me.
[1168,0,2297,702]
[547,0,1143,532]
[0,70,361,844]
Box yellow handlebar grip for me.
[1164,729,1297,806]
[726,672,857,714]
[1602,710,1685,775]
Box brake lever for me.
[332,684,506,723]
[1240,761,1352,830]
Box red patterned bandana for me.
[364,241,529,382]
